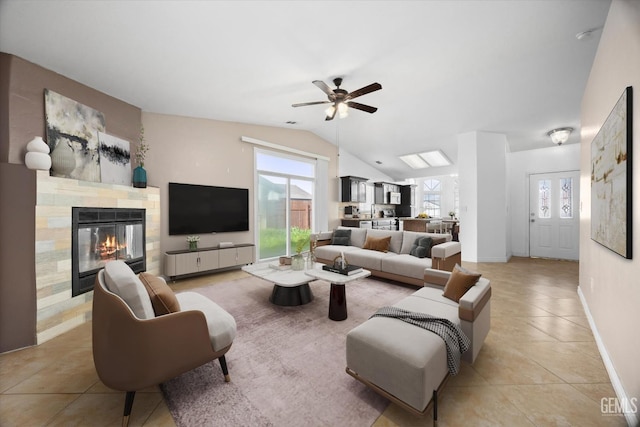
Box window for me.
[423,178,441,217]
[256,151,315,261]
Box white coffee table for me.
[305,267,371,321]
[242,262,317,306]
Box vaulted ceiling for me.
[0,1,611,180]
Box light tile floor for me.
[0,258,628,426]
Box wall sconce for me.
[547,127,573,145]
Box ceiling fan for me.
[292,77,382,121]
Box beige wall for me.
[579,0,640,414]
[141,113,339,268]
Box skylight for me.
[399,150,451,169]
[399,154,429,169]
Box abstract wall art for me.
[98,132,131,185]
[591,86,633,259]
[45,89,106,182]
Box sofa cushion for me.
[337,226,368,248]
[409,236,433,258]
[314,244,360,262]
[331,228,352,246]
[342,248,394,271]
[175,292,237,351]
[381,254,433,280]
[366,229,404,253]
[443,264,482,302]
[139,272,181,315]
[104,261,155,320]
[363,235,391,252]
[400,231,451,254]
[395,290,460,325]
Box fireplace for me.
[72,207,146,296]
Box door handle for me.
[531,219,535,223]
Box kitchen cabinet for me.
[374,182,401,204]
[397,184,417,217]
[340,176,368,203]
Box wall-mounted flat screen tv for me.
[169,182,249,235]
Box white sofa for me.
[313,227,462,286]
[345,268,491,415]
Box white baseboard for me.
[577,287,639,426]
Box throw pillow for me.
[442,264,482,302]
[332,228,352,246]
[139,272,181,316]
[362,235,392,252]
[409,237,433,258]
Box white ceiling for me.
[0,0,611,180]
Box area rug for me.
[160,275,417,427]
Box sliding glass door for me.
[256,151,315,261]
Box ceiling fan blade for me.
[313,80,335,98]
[346,82,382,100]
[346,101,378,114]
[292,101,332,107]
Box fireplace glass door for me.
[76,223,144,274]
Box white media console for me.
[164,243,255,279]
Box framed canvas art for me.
[591,86,633,259]
[98,132,131,185]
[45,89,106,182]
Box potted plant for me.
[133,126,149,188]
[291,227,310,270]
[449,211,456,219]
[186,235,200,251]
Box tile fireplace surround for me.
[35,171,160,344]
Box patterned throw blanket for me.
[370,306,471,375]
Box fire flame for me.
[98,234,126,259]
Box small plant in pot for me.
[291,227,310,270]
[449,211,456,219]
[186,235,200,251]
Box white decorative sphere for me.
[26,136,50,154]
[25,151,52,170]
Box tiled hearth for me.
[34,171,160,344]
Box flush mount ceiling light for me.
[399,150,451,169]
[547,127,574,145]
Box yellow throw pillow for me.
[362,235,392,252]
[139,272,181,315]
[442,264,481,302]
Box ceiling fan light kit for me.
[293,77,382,121]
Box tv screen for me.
[169,182,249,235]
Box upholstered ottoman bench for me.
[346,267,491,417]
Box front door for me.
[529,171,580,260]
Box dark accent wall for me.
[0,163,36,352]
[0,53,141,353]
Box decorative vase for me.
[25,152,52,170]
[50,140,75,176]
[133,165,147,188]
[189,241,198,251]
[291,254,305,271]
[25,136,52,170]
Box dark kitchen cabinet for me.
[374,182,401,204]
[397,184,417,217]
[340,176,368,203]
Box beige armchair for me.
[93,261,236,426]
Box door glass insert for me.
[538,180,551,218]
[560,178,573,219]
